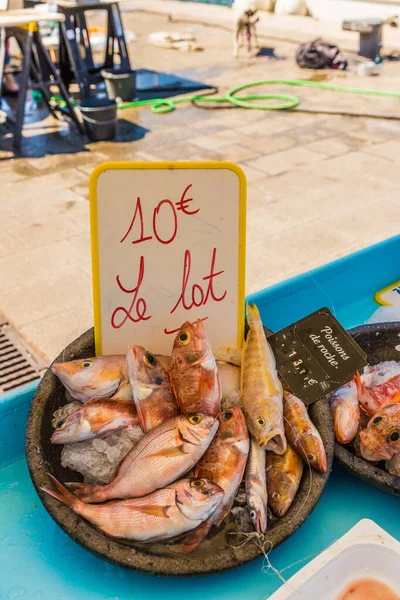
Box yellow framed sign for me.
[90,162,247,356]
[375,280,400,307]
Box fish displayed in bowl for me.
[169,320,221,417]
[283,391,327,473]
[127,345,179,432]
[52,355,130,403]
[43,305,330,557]
[245,436,268,533]
[241,303,286,454]
[43,474,223,543]
[360,404,400,461]
[180,405,249,552]
[330,352,400,485]
[266,444,303,518]
[51,399,139,444]
[66,414,218,503]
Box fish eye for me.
[307,454,314,462]
[389,431,400,442]
[224,411,233,421]
[179,332,190,345]
[56,419,66,429]
[257,417,265,427]
[144,352,156,367]
[191,479,205,488]
[250,510,256,520]
[272,491,280,500]
[188,414,203,425]
[373,416,383,425]
[81,360,92,369]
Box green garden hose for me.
[48,78,400,116]
[117,79,400,113]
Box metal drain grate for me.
[0,319,47,393]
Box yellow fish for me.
[241,303,286,454]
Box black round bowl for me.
[26,328,334,576]
[335,322,400,497]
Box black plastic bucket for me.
[100,68,136,102]
[80,98,117,142]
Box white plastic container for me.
[274,0,307,15]
[269,519,400,600]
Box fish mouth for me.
[253,509,267,534]
[207,485,224,497]
[261,429,287,454]
[360,431,392,460]
[50,431,68,444]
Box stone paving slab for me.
[1,2,400,362]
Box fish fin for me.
[178,519,213,554]
[199,367,220,415]
[128,504,171,518]
[148,444,189,458]
[354,371,363,395]
[95,419,125,435]
[65,482,102,503]
[41,474,79,510]
[246,303,261,325]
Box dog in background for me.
[233,0,260,57]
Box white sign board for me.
[90,162,246,356]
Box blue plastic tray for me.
[1,235,400,600]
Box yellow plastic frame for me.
[89,161,247,356]
[374,280,400,306]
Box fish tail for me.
[65,481,104,503]
[246,303,261,325]
[41,474,81,511]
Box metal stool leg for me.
[60,12,91,97]
[13,28,32,150]
[110,3,131,70]
[77,11,95,72]
[31,29,84,132]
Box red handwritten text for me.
[175,184,199,215]
[170,247,227,315]
[111,256,151,328]
[153,200,177,244]
[120,184,198,246]
[120,197,152,245]
[164,317,208,335]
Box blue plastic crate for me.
[1,235,400,599]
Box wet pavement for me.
[1,1,400,361]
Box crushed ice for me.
[58,417,144,483]
[365,306,400,325]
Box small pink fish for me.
[245,437,267,533]
[169,320,221,417]
[355,372,400,416]
[283,391,327,473]
[51,399,139,444]
[66,413,218,503]
[43,475,223,543]
[127,346,179,432]
[360,404,400,460]
[52,355,129,403]
[180,406,249,553]
[329,382,360,445]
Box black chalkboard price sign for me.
[267,307,368,404]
